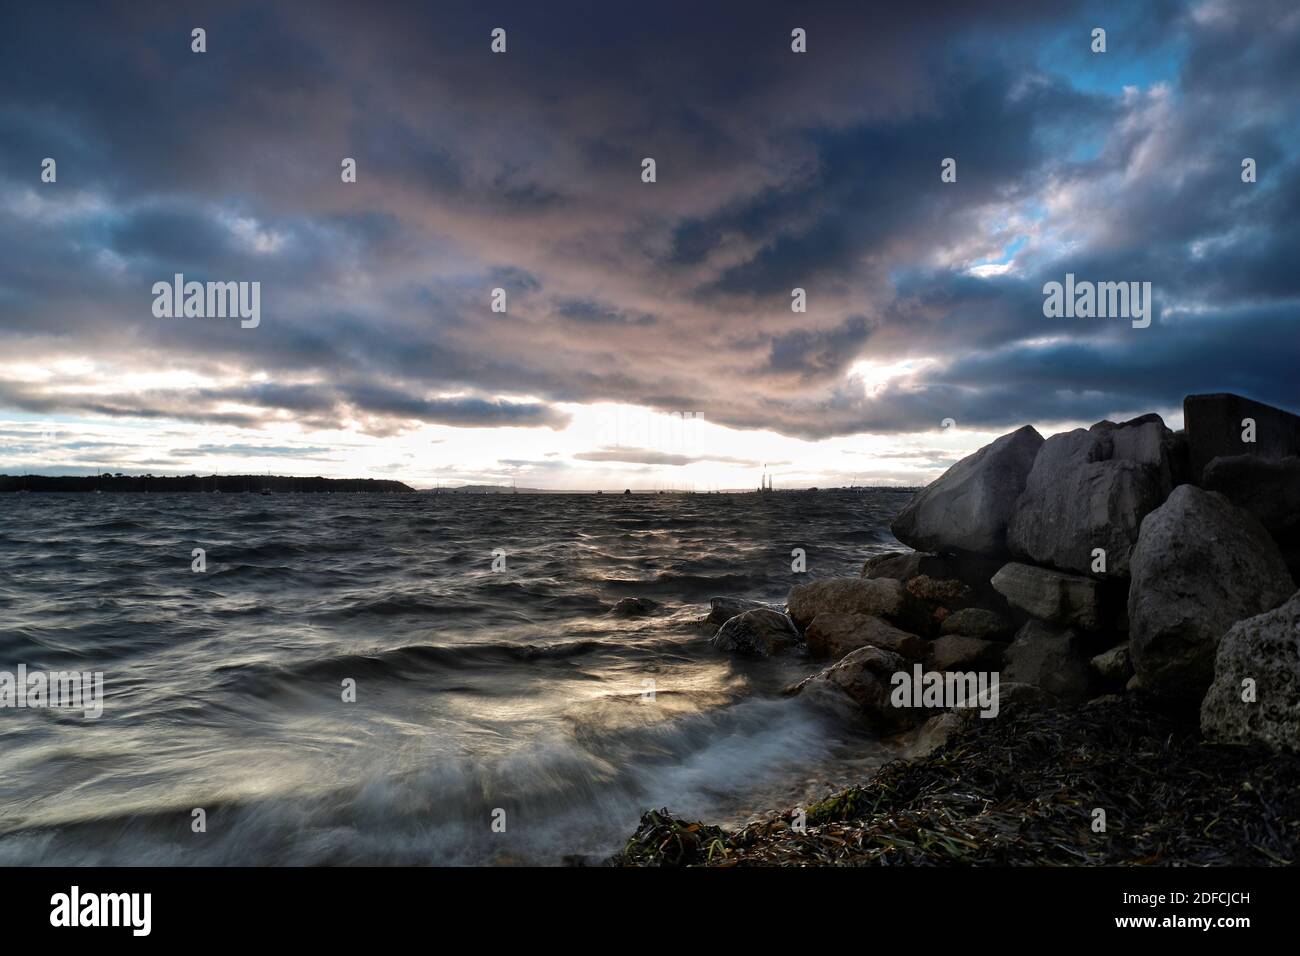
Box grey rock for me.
[1185,392,1300,483]
[787,577,930,634]
[1128,485,1294,699]
[927,635,1004,672]
[710,608,801,658]
[1002,620,1092,704]
[804,613,927,661]
[1007,416,1173,577]
[890,425,1044,557]
[940,607,1013,640]
[1201,591,1300,752]
[991,561,1105,631]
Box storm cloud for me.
[1,0,1297,483]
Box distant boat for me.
[623,489,631,495]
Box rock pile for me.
[702,392,1299,752]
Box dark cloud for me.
[1,0,1296,447]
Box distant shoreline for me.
[1,475,923,495]
[0,475,414,494]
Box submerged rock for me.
[1201,591,1300,752]
[1007,416,1174,578]
[804,612,926,660]
[610,596,659,617]
[1002,620,1092,704]
[1128,485,1294,699]
[890,425,1043,557]
[991,561,1105,631]
[787,576,929,634]
[710,608,801,658]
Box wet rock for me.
[1002,620,1092,704]
[890,425,1043,557]
[991,561,1105,631]
[704,596,779,628]
[787,577,930,634]
[789,646,921,731]
[1129,485,1294,699]
[1184,392,1300,483]
[1201,591,1300,752]
[940,607,1013,640]
[927,635,1004,672]
[804,612,927,661]
[1007,416,1174,578]
[710,608,801,658]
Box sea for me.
[0,489,914,865]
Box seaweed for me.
[611,696,1300,866]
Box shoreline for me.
[610,391,1300,867]
[611,694,1300,866]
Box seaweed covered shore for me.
[612,695,1300,866]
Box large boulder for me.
[710,608,801,657]
[1201,591,1300,752]
[788,646,921,731]
[1128,485,1294,699]
[1185,393,1300,483]
[804,613,926,660]
[991,561,1106,631]
[890,425,1043,557]
[1007,416,1174,578]
[1002,620,1092,703]
[787,577,929,634]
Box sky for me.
[1,0,1297,490]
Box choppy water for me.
[0,489,912,865]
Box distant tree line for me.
[0,475,415,493]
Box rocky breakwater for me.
[695,392,1299,751]
[881,392,1299,750]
